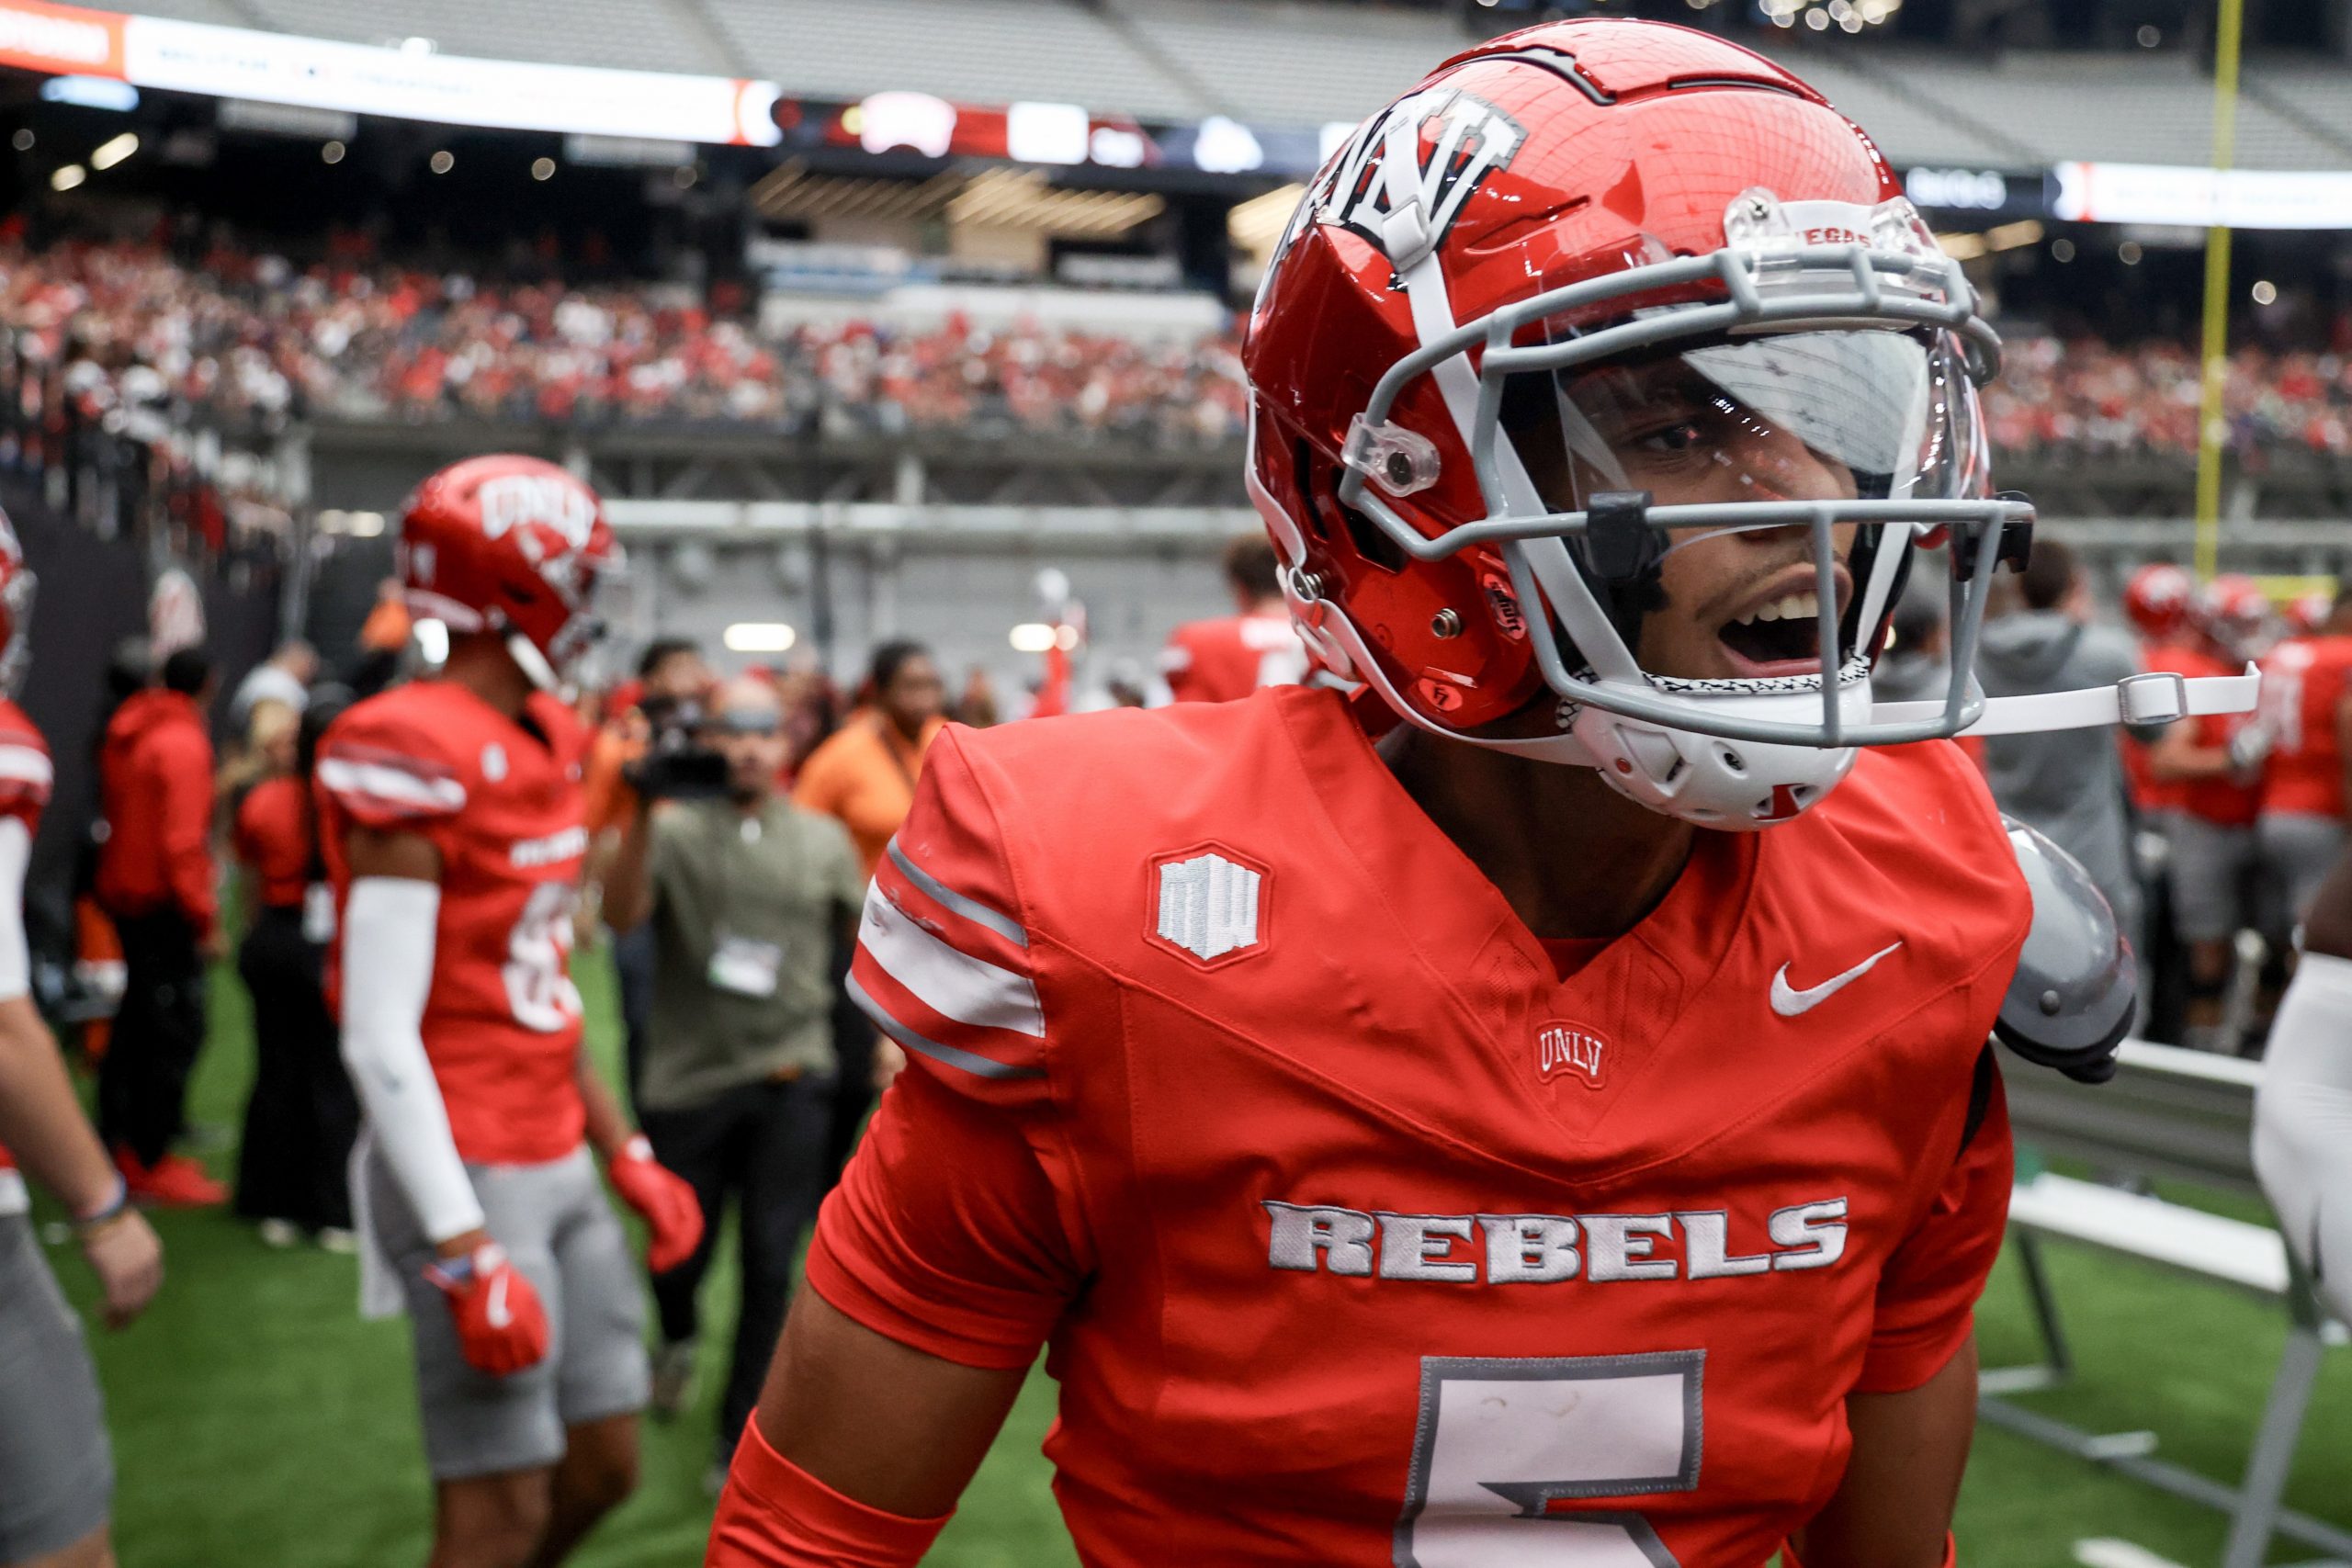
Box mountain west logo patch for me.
[1313,86,1525,265]
[1535,1019,1608,1089]
[1148,845,1269,968]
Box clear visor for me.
[1520,325,1984,518]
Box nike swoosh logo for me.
[486,1272,512,1329]
[1770,941,1904,1018]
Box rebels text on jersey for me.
[814,688,2030,1567]
[317,681,591,1166]
[0,698,50,1184]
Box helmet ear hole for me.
[1327,470,1406,574]
[1716,747,1747,776]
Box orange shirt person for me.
[792,642,947,879]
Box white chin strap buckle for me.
[2116,671,2188,725]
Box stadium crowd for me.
[0,235,1250,447]
[11,233,2352,458]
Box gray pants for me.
[368,1146,650,1481]
[2169,816,2263,945]
[2257,812,2346,937]
[0,1214,111,1561]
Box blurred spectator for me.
[356,578,413,654]
[94,646,224,1205]
[954,665,1000,730]
[2149,576,2273,1050]
[598,675,866,1470]
[1975,537,2144,951]
[232,692,357,1248]
[793,641,946,878]
[793,639,945,1179]
[226,639,317,735]
[1159,537,1306,703]
[582,638,714,1102]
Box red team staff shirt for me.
[0,699,49,1191]
[235,774,313,909]
[316,681,592,1167]
[2256,633,2352,818]
[1159,611,1308,704]
[808,688,2030,1566]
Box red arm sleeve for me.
[1856,1064,2013,1393]
[157,728,218,937]
[807,729,1087,1368]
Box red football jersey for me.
[2122,639,2195,816]
[2153,643,2260,828]
[235,774,313,909]
[814,689,2030,1565]
[2256,634,2352,819]
[1159,612,1308,704]
[317,681,590,1166]
[0,697,49,1184]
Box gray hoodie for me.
[1973,610,2143,945]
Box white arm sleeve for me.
[2253,951,2352,1323]
[0,818,30,1004]
[340,876,484,1246]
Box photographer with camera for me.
[582,639,715,1096]
[598,673,868,1476]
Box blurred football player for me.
[1159,535,1308,702]
[318,457,702,1568]
[2149,574,2273,1048]
[2256,840,2352,1328]
[708,22,2249,1567]
[0,513,166,1568]
[2245,585,2352,933]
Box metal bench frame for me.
[1993,1039,2347,1568]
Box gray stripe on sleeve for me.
[847,974,1046,1082]
[886,836,1028,949]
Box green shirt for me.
[639,795,865,1112]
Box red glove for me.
[611,1135,704,1274]
[425,1242,549,1378]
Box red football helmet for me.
[1244,18,2048,828]
[2194,573,2273,663]
[0,506,34,697]
[398,455,620,691]
[2121,563,2194,642]
[2283,588,2335,638]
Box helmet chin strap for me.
[504,632,561,694]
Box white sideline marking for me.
[2073,1540,2188,1568]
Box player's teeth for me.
[1793,591,1818,619]
[1747,602,1778,624]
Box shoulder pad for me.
[318,694,470,827]
[1995,817,2134,1083]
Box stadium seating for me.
[1996,1042,2352,1568]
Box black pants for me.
[639,1073,833,1459]
[234,907,359,1231]
[613,923,656,1106]
[97,910,208,1168]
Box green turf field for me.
[37,951,2352,1567]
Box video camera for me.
[621,694,730,801]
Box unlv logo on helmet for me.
[478,474,600,554]
[1314,87,1524,264]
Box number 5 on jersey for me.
[1396,1351,1702,1567]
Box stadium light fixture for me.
[2051,237,2076,262]
[724,623,798,654]
[2119,240,2144,265]
[1010,623,1057,654]
[429,150,454,174]
[40,76,140,112]
[2251,279,2278,305]
[50,164,85,191]
[531,157,556,181]
[90,133,138,171]
[322,141,345,164]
